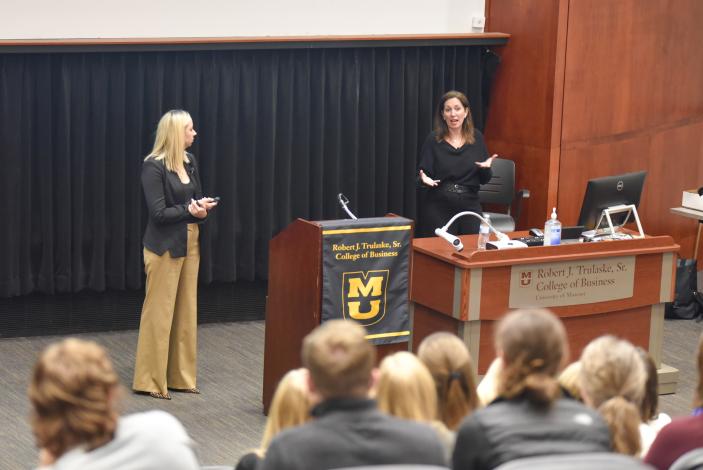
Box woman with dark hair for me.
[636,348,671,456]
[452,309,610,470]
[417,90,497,237]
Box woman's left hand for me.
[188,199,208,219]
[475,154,499,168]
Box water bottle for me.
[543,207,562,246]
[477,214,491,250]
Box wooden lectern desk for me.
[263,217,409,413]
[410,233,679,393]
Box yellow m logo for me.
[343,270,389,325]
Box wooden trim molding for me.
[0,33,510,54]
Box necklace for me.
[446,135,464,149]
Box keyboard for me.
[511,236,544,247]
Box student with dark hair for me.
[452,309,610,470]
[636,347,671,456]
[260,320,446,470]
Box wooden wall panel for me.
[557,0,703,259]
[486,0,703,259]
[484,0,568,228]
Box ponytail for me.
[599,396,642,456]
[442,371,477,430]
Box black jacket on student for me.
[141,153,206,258]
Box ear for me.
[306,369,317,395]
[367,367,380,397]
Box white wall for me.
[3,0,486,40]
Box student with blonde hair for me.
[132,109,218,400]
[579,335,646,456]
[236,368,313,470]
[375,351,454,461]
[417,332,479,430]
[261,319,445,470]
[29,338,199,470]
[452,309,610,470]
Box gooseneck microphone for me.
[337,193,358,220]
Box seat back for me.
[479,158,516,207]
[670,447,703,470]
[493,452,653,470]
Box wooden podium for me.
[410,233,680,392]
[263,217,410,412]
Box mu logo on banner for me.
[342,270,389,326]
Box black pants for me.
[418,188,483,237]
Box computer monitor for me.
[577,171,647,230]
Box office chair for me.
[670,448,703,470]
[479,158,529,232]
[493,452,653,470]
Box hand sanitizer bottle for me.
[543,207,562,246]
[477,214,491,250]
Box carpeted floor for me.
[1,318,702,469]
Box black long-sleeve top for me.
[141,152,205,258]
[418,129,493,190]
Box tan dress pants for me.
[133,224,199,395]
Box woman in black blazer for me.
[132,110,217,400]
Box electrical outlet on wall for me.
[472,16,485,31]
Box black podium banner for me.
[320,217,412,345]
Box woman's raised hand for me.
[475,154,499,168]
[419,169,440,187]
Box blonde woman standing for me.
[132,110,217,400]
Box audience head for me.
[434,90,475,144]
[418,332,479,430]
[495,308,567,408]
[694,332,703,410]
[579,335,646,455]
[149,109,193,171]
[558,361,584,402]
[375,351,437,422]
[259,368,312,455]
[302,319,375,400]
[636,347,660,422]
[29,338,120,460]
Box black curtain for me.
[0,46,489,298]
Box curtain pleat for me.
[0,46,489,297]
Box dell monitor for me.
[577,171,647,230]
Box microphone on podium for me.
[337,193,358,220]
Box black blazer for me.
[141,153,205,258]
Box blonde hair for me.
[495,308,567,408]
[579,336,646,456]
[145,109,192,172]
[376,352,437,422]
[558,361,583,402]
[29,338,120,459]
[258,368,312,457]
[418,332,479,430]
[302,319,375,399]
[694,332,703,410]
